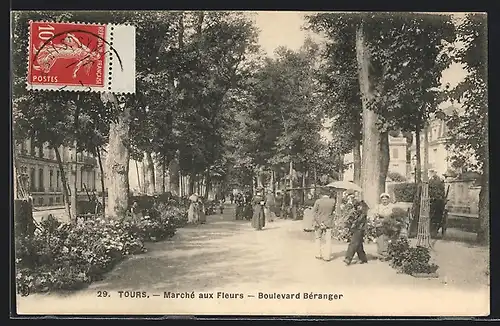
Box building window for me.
[392,148,399,159]
[49,197,54,205]
[30,168,36,192]
[39,145,44,158]
[49,169,54,191]
[19,141,26,155]
[80,168,84,191]
[56,170,61,191]
[55,196,60,203]
[30,140,36,156]
[38,168,44,192]
[38,197,44,206]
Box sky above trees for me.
[253,11,469,102]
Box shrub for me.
[387,238,411,268]
[393,183,418,202]
[130,202,187,241]
[388,171,406,182]
[387,238,439,275]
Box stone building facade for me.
[14,138,105,207]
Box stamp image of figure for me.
[27,21,136,93]
[29,22,106,87]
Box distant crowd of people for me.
[231,188,296,231]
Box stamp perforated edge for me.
[25,20,136,95]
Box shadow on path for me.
[87,210,275,292]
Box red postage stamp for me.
[27,21,136,93]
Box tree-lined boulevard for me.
[12,11,489,316]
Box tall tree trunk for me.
[141,158,148,193]
[477,112,489,245]
[169,158,180,196]
[205,170,212,199]
[189,173,195,195]
[356,22,383,209]
[135,160,141,193]
[70,143,78,222]
[96,145,106,217]
[477,164,489,245]
[313,167,317,196]
[271,169,275,193]
[179,172,183,197]
[162,156,166,193]
[338,153,344,180]
[54,146,72,220]
[178,13,184,48]
[106,97,131,219]
[422,125,429,182]
[302,171,306,205]
[144,151,156,195]
[13,152,18,200]
[415,124,422,183]
[379,132,390,193]
[196,11,204,36]
[353,138,362,185]
[289,161,293,208]
[405,133,413,179]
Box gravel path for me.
[16,206,489,316]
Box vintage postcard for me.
[11,10,489,317]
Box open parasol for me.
[322,181,363,193]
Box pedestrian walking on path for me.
[312,190,336,261]
[344,199,369,265]
[264,188,276,223]
[188,193,200,224]
[251,188,266,230]
[198,197,206,224]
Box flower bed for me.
[16,197,188,296]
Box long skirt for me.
[243,204,253,221]
[302,208,314,231]
[264,207,276,223]
[235,205,242,220]
[252,205,266,230]
[199,207,206,224]
[187,204,198,224]
[376,233,389,258]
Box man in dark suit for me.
[344,199,369,265]
[312,190,337,261]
